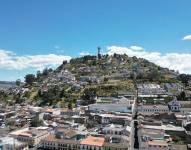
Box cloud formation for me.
[1,47,191,74]
[0,49,71,70]
[107,46,191,74]
[182,35,191,40]
[129,45,144,51]
[79,51,90,56]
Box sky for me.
[0,0,191,81]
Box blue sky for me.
[0,0,191,81]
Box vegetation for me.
[25,74,36,85]
[1,54,187,107]
[178,74,191,87]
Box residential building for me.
[10,127,51,147]
[0,136,28,150]
[80,136,105,150]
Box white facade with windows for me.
[137,105,169,115]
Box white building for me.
[9,127,51,147]
[168,97,181,112]
[0,136,28,150]
[137,105,169,115]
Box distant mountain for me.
[0,81,16,89]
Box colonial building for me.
[168,97,181,112]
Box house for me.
[168,97,181,112]
[0,136,28,150]
[55,128,79,139]
[98,113,132,126]
[102,124,131,136]
[72,115,87,124]
[170,144,188,150]
[137,105,169,115]
[103,135,130,150]
[88,102,133,113]
[79,76,101,84]
[164,83,183,95]
[138,127,171,150]
[58,70,76,82]
[146,141,169,150]
[10,126,51,147]
[80,136,105,150]
[44,108,54,114]
[41,135,80,150]
[137,84,167,98]
[60,108,80,116]
[0,111,16,120]
[41,134,131,150]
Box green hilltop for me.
[1,54,189,107]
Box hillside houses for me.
[137,84,167,99]
[78,76,102,84]
[164,83,183,95]
[76,66,97,74]
[58,70,76,82]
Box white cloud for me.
[129,45,144,51]
[79,51,90,56]
[1,46,191,75]
[0,49,71,70]
[182,35,191,40]
[107,45,191,74]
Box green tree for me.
[103,77,109,83]
[177,91,186,101]
[68,101,72,109]
[178,74,191,87]
[25,74,36,85]
[42,68,49,76]
[16,79,21,86]
[36,70,41,80]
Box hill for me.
[0,54,182,107]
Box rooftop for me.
[142,124,185,132]
[148,140,168,146]
[42,135,79,144]
[100,113,132,121]
[80,136,105,147]
[170,144,188,150]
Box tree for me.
[177,91,186,101]
[36,70,41,79]
[48,68,53,72]
[16,79,21,86]
[178,74,191,87]
[25,74,36,85]
[42,68,49,76]
[82,88,97,105]
[147,68,161,82]
[103,77,109,83]
[63,60,67,65]
[68,101,72,109]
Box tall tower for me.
[97,46,101,60]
